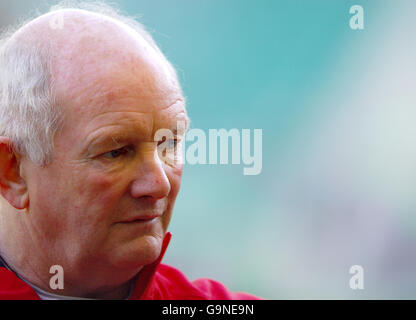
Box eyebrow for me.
[81,103,190,148]
[85,132,131,152]
[83,118,189,154]
[82,125,140,153]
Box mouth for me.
[116,213,163,224]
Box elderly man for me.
[0,2,258,300]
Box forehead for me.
[58,71,188,145]
[48,14,188,142]
[54,30,181,111]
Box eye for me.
[102,146,130,159]
[158,138,178,150]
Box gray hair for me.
[0,1,179,165]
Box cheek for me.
[35,164,125,233]
[165,164,183,199]
[75,170,125,211]
[60,171,126,249]
[159,165,183,230]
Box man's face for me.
[19,28,188,291]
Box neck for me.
[0,249,135,299]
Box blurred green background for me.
[2,0,416,299]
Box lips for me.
[117,213,163,223]
[116,199,168,224]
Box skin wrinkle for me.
[81,101,189,155]
[82,99,186,119]
[82,121,151,156]
[0,9,188,299]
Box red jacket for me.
[0,233,260,300]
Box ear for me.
[0,137,29,210]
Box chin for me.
[108,233,163,270]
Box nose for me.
[129,148,171,200]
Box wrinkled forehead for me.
[56,48,183,115]
[55,57,187,144]
[55,50,187,135]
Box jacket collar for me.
[0,252,11,270]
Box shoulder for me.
[0,267,40,300]
[143,264,261,300]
